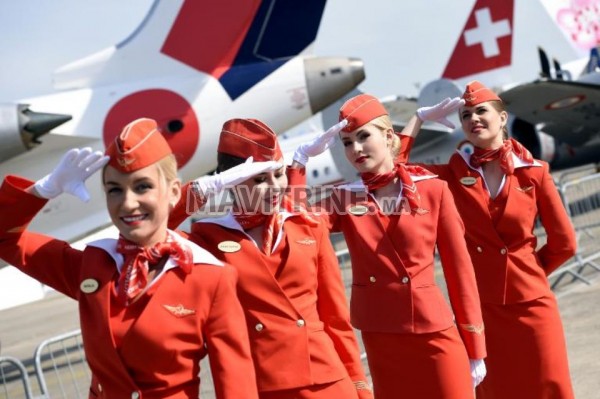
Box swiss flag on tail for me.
[442,0,514,79]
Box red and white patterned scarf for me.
[469,138,534,175]
[116,232,193,305]
[360,163,434,210]
[234,195,318,254]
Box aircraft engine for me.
[509,117,600,169]
[0,103,71,162]
[509,117,556,162]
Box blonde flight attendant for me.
[0,118,258,399]
[291,94,487,399]
[169,119,372,399]
[404,81,577,398]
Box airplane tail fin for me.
[538,47,552,79]
[53,0,327,97]
[539,0,600,54]
[442,0,514,81]
[585,47,600,74]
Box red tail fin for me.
[442,0,514,79]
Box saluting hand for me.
[34,147,110,202]
[193,157,282,199]
[292,119,348,166]
[416,96,465,129]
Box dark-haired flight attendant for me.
[0,118,258,399]
[291,94,487,399]
[169,118,372,399]
[404,81,577,398]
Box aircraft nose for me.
[304,57,365,114]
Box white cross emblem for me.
[464,8,511,58]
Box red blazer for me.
[292,173,487,360]
[403,150,577,304]
[185,213,369,395]
[0,176,258,399]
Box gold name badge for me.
[218,241,241,253]
[348,205,369,216]
[460,176,477,186]
[80,278,99,294]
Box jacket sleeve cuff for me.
[457,322,487,359]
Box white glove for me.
[194,157,282,198]
[469,359,487,388]
[34,147,110,202]
[416,96,465,129]
[292,119,348,165]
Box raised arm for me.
[168,158,282,229]
[0,147,108,298]
[396,98,463,173]
[291,119,348,168]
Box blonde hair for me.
[154,154,178,183]
[368,114,400,158]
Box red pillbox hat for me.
[218,118,282,161]
[339,94,388,133]
[105,118,172,173]
[462,81,501,107]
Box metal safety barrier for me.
[556,163,599,186]
[33,329,90,399]
[30,328,216,399]
[0,356,35,399]
[549,172,600,289]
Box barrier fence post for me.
[0,356,35,399]
[550,172,600,289]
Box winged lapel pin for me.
[163,304,196,317]
[296,238,316,245]
[516,185,534,193]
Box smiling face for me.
[103,159,181,247]
[459,100,508,149]
[341,121,395,174]
[233,162,288,214]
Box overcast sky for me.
[0,0,585,102]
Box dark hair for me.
[217,152,246,173]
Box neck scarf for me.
[469,138,534,175]
[116,232,193,305]
[360,163,434,210]
[234,195,318,254]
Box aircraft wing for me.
[500,80,600,147]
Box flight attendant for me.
[290,94,487,399]
[0,118,258,399]
[401,81,577,398]
[168,118,372,399]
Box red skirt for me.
[362,326,473,399]
[259,376,358,399]
[476,295,574,399]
